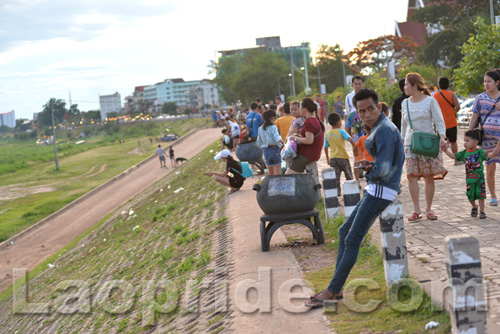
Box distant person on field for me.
[434,76,461,156]
[169,146,176,168]
[324,112,357,196]
[391,78,409,132]
[156,145,167,169]
[444,130,494,219]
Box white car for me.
[457,98,475,128]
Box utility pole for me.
[290,45,296,96]
[490,0,495,25]
[302,42,310,95]
[317,59,322,89]
[51,100,59,171]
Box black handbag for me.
[473,96,500,145]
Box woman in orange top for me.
[434,77,461,156]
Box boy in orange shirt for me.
[354,125,374,181]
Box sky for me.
[0,0,408,120]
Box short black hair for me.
[327,112,341,126]
[250,102,258,110]
[270,104,277,111]
[275,96,282,101]
[221,129,227,134]
[398,78,405,93]
[465,130,480,142]
[352,76,365,83]
[438,77,450,90]
[283,102,290,114]
[353,88,379,107]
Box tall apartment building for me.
[123,86,147,113]
[99,92,122,120]
[144,78,201,107]
[0,110,16,128]
[187,80,221,110]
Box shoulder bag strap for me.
[406,99,413,130]
[480,96,500,126]
[439,91,455,108]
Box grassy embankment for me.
[303,200,451,334]
[0,140,230,333]
[0,118,206,242]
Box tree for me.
[37,98,67,128]
[454,17,500,95]
[309,44,347,94]
[211,49,290,105]
[82,109,101,121]
[161,102,178,114]
[346,35,418,72]
[412,0,499,68]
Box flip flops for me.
[490,198,498,206]
[426,212,438,220]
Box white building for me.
[0,110,15,128]
[99,92,122,120]
[187,80,222,111]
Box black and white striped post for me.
[322,168,339,220]
[342,180,360,218]
[379,200,409,285]
[444,234,487,334]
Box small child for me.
[324,112,358,196]
[257,109,284,175]
[444,130,492,219]
[355,125,375,177]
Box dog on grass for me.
[175,157,187,164]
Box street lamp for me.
[278,73,292,99]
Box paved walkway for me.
[314,126,500,332]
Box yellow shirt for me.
[324,128,351,160]
[275,115,295,142]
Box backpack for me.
[232,161,254,179]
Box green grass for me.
[0,139,229,332]
[0,118,207,242]
[305,201,451,334]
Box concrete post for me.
[321,168,339,220]
[444,234,487,334]
[379,200,409,285]
[342,180,360,218]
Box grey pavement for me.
[317,125,500,331]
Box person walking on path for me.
[468,70,500,206]
[401,72,448,222]
[324,112,358,196]
[306,88,404,309]
[156,145,167,169]
[444,130,493,219]
[257,110,283,175]
[169,146,176,168]
[275,102,294,143]
[391,78,409,132]
[246,103,264,140]
[286,97,325,174]
[434,77,461,158]
[205,149,245,195]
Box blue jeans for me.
[327,191,392,294]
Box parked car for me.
[457,98,475,128]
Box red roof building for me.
[395,0,428,45]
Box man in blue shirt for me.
[246,102,263,140]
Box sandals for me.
[471,208,478,217]
[310,289,343,300]
[490,198,498,206]
[305,289,343,309]
[426,212,438,220]
[479,212,487,219]
[408,212,423,222]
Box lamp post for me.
[50,100,59,171]
[490,0,495,25]
[302,42,310,94]
[278,73,292,99]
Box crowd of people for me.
[204,68,500,309]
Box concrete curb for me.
[0,127,202,249]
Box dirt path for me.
[0,128,222,292]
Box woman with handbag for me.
[401,72,447,221]
[468,70,500,206]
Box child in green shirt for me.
[444,130,493,219]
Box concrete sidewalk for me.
[227,181,334,333]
